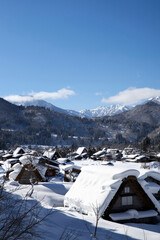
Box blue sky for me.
[0,0,160,110]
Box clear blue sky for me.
[0,0,160,110]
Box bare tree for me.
[92,202,101,239]
[81,202,101,239]
[0,180,53,240]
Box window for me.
[122,196,133,206]
[124,187,130,193]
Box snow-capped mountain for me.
[11,100,131,118]
[79,105,132,118]
[148,96,160,104]
[11,99,81,117]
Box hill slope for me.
[1,98,160,147]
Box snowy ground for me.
[1,160,160,239]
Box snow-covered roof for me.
[137,170,160,212]
[3,158,19,171]
[106,149,119,154]
[135,155,148,160]
[9,162,47,181]
[9,163,23,180]
[36,164,47,179]
[142,181,160,194]
[2,153,12,158]
[122,154,139,159]
[61,164,81,172]
[93,149,106,157]
[139,171,160,182]
[43,150,57,159]
[13,147,25,156]
[13,153,23,158]
[64,165,139,217]
[45,163,60,170]
[56,158,69,164]
[19,155,39,166]
[76,147,86,155]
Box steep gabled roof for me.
[13,147,25,156]
[76,147,87,155]
[43,150,61,159]
[14,164,45,183]
[64,164,160,218]
[64,165,139,217]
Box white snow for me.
[76,147,86,155]
[19,155,39,165]
[2,159,160,239]
[9,163,23,180]
[79,104,131,118]
[13,147,25,156]
[56,158,69,164]
[140,170,160,182]
[109,209,157,221]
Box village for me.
[1,144,160,239]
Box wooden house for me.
[62,165,81,182]
[44,163,60,178]
[16,164,45,184]
[64,165,160,223]
[13,147,25,158]
[76,147,88,158]
[91,148,107,160]
[2,153,13,161]
[38,156,60,177]
[69,147,88,160]
[9,163,45,184]
[43,149,61,160]
[9,156,46,184]
[103,175,158,223]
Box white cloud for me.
[101,87,160,105]
[5,88,75,103]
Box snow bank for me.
[109,209,157,221]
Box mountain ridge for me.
[1,97,160,148]
[11,99,132,118]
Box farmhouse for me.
[91,148,107,160]
[62,165,81,182]
[9,155,46,184]
[13,147,25,158]
[64,165,160,223]
[9,163,45,184]
[43,149,61,160]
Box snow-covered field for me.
[1,159,160,240]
